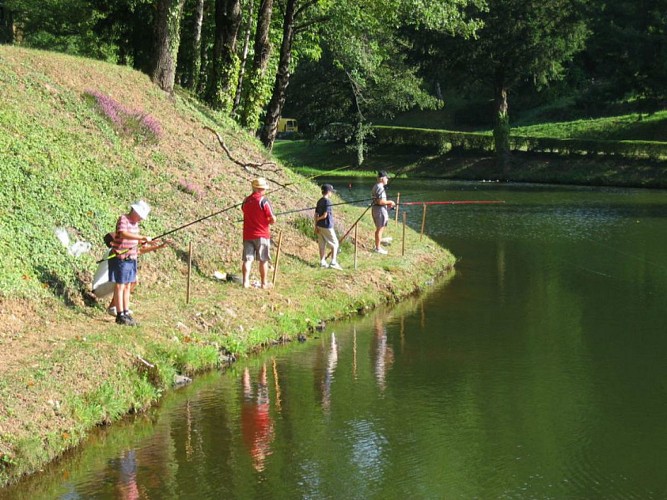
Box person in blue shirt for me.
[314,184,343,270]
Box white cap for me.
[130,200,151,220]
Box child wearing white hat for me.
[108,200,153,326]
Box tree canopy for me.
[2,0,665,158]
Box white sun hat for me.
[131,200,151,220]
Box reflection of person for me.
[242,178,276,289]
[107,237,170,317]
[373,317,394,391]
[117,449,140,500]
[241,365,274,472]
[321,333,338,412]
[109,200,152,326]
[371,171,395,255]
[314,183,342,270]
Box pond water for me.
[4,180,667,499]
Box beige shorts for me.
[243,238,271,262]
[372,206,389,228]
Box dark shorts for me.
[109,257,137,285]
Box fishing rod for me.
[399,200,506,206]
[97,168,352,263]
[96,200,247,263]
[330,176,394,254]
[231,197,375,221]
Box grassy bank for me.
[273,140,667,188]
[0,46,455,486]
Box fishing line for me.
[97,166,353,263]
[399,200,506,206]
[233,197,376,222]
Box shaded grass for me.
[511,110,667,141]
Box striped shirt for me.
[112,214,140,260]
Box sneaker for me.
[329,262,343,270]
[320,261,329,268]
[115,314,137,326]
[374,247,388,255]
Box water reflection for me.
[115,450,139,500]
[241,364,275,472]
[372,317,394,392]
[320,333,338,412]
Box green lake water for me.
[4,180,667,499]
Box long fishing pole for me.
[330,177,393,253]
[232,197,375,221]
[96,200,247,263]
[399,200,506,206]
[97,167,352,263]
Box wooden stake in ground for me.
[272,230,284,285]
[402,212,407,257]
[354,223,358,270]
[186,241,193,304]
[420,203,427,241]
[395,192,401,226]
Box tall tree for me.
[176,0,206,89]
[204,0,242,110]
[582,0,667,107]
[237,0,273,129]
[259,0,324,150]
[421,0,589,170]
[0,1,14,43]
[231,0,254,115]
[151,0,187,93]
[286,0,482,165]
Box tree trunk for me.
[348,71,365,167]
[238,0,274,130]
[232,0,255,116]
[0,3,14,44]
[204,0,242,111]
[151,0,187,93]
[187,0,205,90]
[259,0,296,150]
[493,82,511,177]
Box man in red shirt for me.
[242,178,276,289]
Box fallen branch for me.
[204,126,279,174]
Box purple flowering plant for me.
[85,89,162,143]
[177,179,204,198]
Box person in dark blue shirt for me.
[314,184,343,270]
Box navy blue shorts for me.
[108,257,137,285]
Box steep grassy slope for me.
[0,46,455,486]
[0,45,304,300]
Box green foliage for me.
[290,214,317,240]
[581,0,667,103]
[373,125,667,160]
[373,125,494,153]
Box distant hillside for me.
[0,46,309,301]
